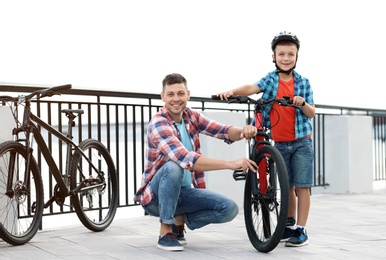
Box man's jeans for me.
[142,161,238,230]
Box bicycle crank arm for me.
[78,183,105,192]
[233,169,247,181]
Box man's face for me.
[161,83,190,123]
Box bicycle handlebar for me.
[0,84,72,102]
[38,84,72,99]
[211,95,305,107]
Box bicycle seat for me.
[61,109,84,114]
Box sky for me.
[1,0,385,109]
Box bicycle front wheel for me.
[69,139,118,232]
[244,145,289,253]
[0,141,44,245]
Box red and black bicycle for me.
[212,95,298,253]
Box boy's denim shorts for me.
[274,136,314,188]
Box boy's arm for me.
[301,103,316,119]
[292,96,316,119]
[217,84,260,100]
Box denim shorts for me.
[274,137,314,188]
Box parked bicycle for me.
[0,84,118,246]
[211,95,301,253]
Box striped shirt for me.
[134,106,233,205]
[257,70,314,139]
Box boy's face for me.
[161,83,190,123]
[272,44,298,72]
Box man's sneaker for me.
[285,227,309,247]
[280,217,296,242]
[157,233,183,251]
[172,224,187,245]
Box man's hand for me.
[240,125,257,140]
[230,158,257,173]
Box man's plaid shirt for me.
[134,106,233,205]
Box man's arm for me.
[193,155,257,173]
[227,125,257,141]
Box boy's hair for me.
[273,40,298,53]
[162,73,187,92]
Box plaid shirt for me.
[134,106,233,205]
[257,70,314,139]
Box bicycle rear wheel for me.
[0,141,44,245]
[244,145,289,253]
[69,139,118,232]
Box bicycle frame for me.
[252,107,272,196]
[11,98,103,206]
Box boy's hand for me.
[217,91,234,100]
[293,96,305,106]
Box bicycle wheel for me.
[69,139,118,232]
[0,141,44,245]
[244,145,289,253]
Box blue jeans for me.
[274,137,314,188]
[143,161,238,230]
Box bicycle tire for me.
[243,145,289,253]
[0,141,44,245]
[69,139,118,232]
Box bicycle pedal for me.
[233,170,246,181]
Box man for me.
[134,73,257,251]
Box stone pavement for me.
[1,190,386,260]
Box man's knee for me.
[224,200,239,222]
[160,161,184,184]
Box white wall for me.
[315,115,373,194]
[200,111,247,208]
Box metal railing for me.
[1,85,385,217]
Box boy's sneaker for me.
[280,217,296,242]
[157,233,183,251]
[285,227,309,247]
[281,227,295,242]
[172,224,187,245]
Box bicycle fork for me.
[233,116,270,196]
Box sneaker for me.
[285,227,309,247]
[172,224,187,245]
[281,227,295,242]
[280,217,296,242]
[157,233,183,251]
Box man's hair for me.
[162,73,187,92]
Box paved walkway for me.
[1,190,386,260]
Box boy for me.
[217,31,315,247]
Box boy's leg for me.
[285,137,313,247]
[288,186,297,219]
[296,187,310,227]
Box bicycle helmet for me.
[271,31,300,51]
